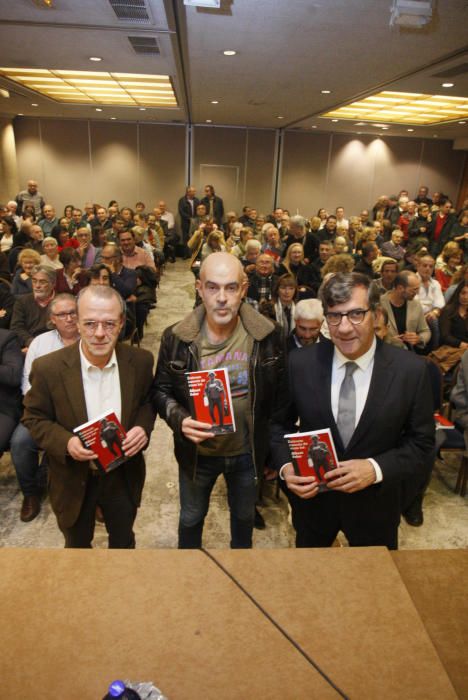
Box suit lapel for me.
[315,341,339,438]
[117,344,135,430]
[62,343,88,427]
[346,343,394,451]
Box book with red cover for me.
[73,410,127,473]
[284,428,339,492]
[434,412,455,429]
[186,367,236,435]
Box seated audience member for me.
[439,280,468,349]
[278,214,290,240]
[415,254,445,349]
[347,216,362,248]
[87,263,111,286]
[408,203,432,240]
[55,248,88,295]
[0,329,23,454]
[402,239,429,272]
[91,206,112,236]
[119,229,156,270]
[452,208,468,259]
[284,215,318,262]
[63,204,74,221]
[374,305,397,345]
[317,207,328,228]
[10,294,79,522]
[240,238,261,273]
[359,208,373,228]
[120,206,135,227]
[381,229,406,262]
[434,242,463,292]
[38,204,59,237]
[373,258,398,296]
[6,200,21,228]
[335,206,349,231]
[238,205,255,228]
[272,274,298,342]
[0,216,17,254]
[189,203,209,237]
[450,352,468,453]
[40,236,63,271]
[334,236,350,254]
[54,223,78,251]
[429,198,457,257]
[0,280,15,328]
[389,196,409,229]
[320,253,355,280]
[354,242,379,279]
[11,249,41,296]
[200,230,226,260]
[108,214,126,243]
[100,244,137,301]
[10,265,56,350]
[75,227,99,269]
[246,254,278,305]
[445,264,468,303]
[262,225,284,264]
[254,213,265,240]
[414,185,433,207]
[188,219,216,276]
[157,200,175,232]
[278,242,318,299]
[68,208,87,235]
[379,270,431,350]
[230,226,254,259]
[318,215,338,244]
[287,299,324,351]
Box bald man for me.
[152,252,285,548]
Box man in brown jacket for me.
[22,285,155,548]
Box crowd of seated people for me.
[0,179,467,529]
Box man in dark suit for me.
[271,272,434,549]
[201,184,224,227]
[178,186,199,254]
[22,285,155,548]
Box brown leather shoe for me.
[20,495,41,523]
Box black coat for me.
[0,329,24,422]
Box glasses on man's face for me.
[32,278,50,287]
[81,320,120,334]
[52,311,77,320]
[101,255,115,261]
[325,308,370,326]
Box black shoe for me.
[254,507,266,530]
[403,503,424,527]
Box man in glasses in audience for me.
[10,294,79,523]
[10,265,56,351]
[23,285,155,547]
[271,272,434,549]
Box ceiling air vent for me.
[108,0,150,23]
[128,36,160,54]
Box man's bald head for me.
[199,251,244,284]
[197,252,247,332]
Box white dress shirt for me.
[331,337,382,482]
[416,275,446,315]
[79,342,121,422]
[23,329,65,394]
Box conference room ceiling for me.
[0,0,467,141]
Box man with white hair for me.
[6,201,21,228]
[288,299,324,351]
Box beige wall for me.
[13,117,465,220]
[0,118,19,203]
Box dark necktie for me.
[337,361,358,448]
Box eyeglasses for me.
[81,320,120,334]
[32,278,50,287]
[52,311,77,319]
[325,308,370,326]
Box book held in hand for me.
[73,410,127,473]
[284,428,339,491]
[186,367,236,435]
[433,412,454,429]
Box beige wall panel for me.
[243,129,277,216]
[419,139,465,202]
[280,131,330,217]
[0,119,19,202]
[89,121,139,210]
[14,118,43,193]
[193,126,247,213]
[39,119,91,213]
[138,124,186,214]
[327,133,377,215]
[371,136,423,209]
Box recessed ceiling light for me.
[206,119,212,123]
[139,107,146,111]
[18,113,23,116]
[211,100,219,104]
[321,90,331,94]
[311,125,317,129]
[433,134,438,137]
[331,119,338,122]
[31,103,38,106]
[381,126,389,129]
[89,57,102,62]
[357,132,362,134]
[110,117,116,120]
[407,128,414,132]
[442,82,454,88]
[277,116,284,120]
[223,50,237,56]
[459,121,466,125]
[96,108,103,112]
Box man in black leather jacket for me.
[152,252,285,549]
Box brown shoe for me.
[20,495,41,522]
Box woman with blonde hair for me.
[278,242,318,299]
[11,249,41,296]
[321,253,355,278]
[200,230,226,260]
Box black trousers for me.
[59,469,137,549]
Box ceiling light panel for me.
[0,68,177,107]
[321,90,468,125]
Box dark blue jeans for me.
[10,423,47,497]
[178,453,256,549]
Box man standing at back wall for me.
[152,252,285,549]
[22,285,155,548]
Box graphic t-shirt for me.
[197,318,251,456]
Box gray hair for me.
[319,272,380,312]
[294,299,324,322]
[31,265,56,286]
[77,284,126,317]
[245,239,261,252]
[289,215,306,230]
[47,293,77,327]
